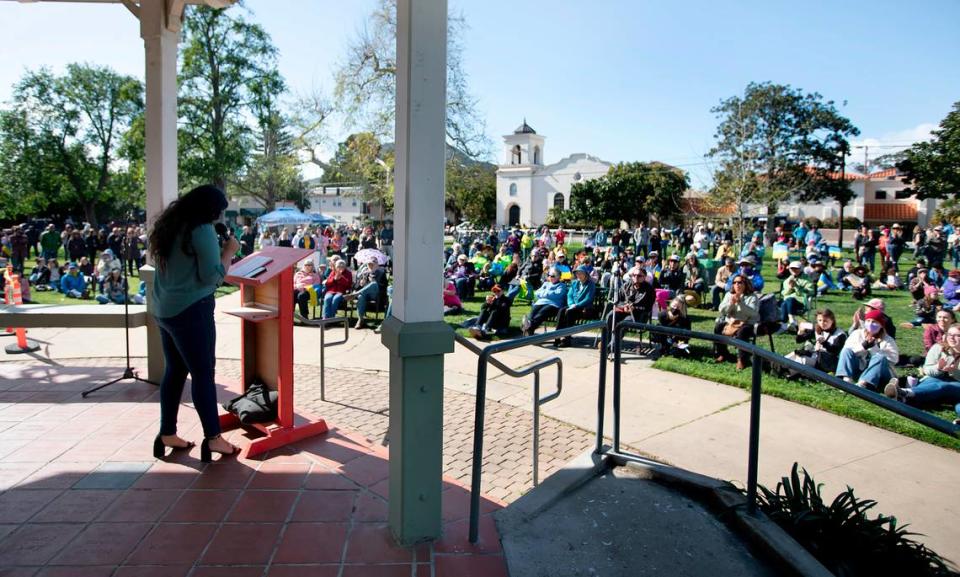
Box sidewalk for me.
[6,290,959,563]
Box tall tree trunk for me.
[83,201,98,228]
[838,202,845,250]
[765,204,777,247]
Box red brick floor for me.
[0,362,507,577]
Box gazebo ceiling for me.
[4,0,237,31]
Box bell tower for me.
[502,119,545,166]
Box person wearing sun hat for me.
[837,307,900,392]
[776,261,815,333]
[726,255,764,293]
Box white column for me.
[391,0,447,323]
[140,0,180,382]
[141,0,179,226]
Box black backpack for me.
[222,380,277,425]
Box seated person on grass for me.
[464,284,512,339]
[521,268,567,336]
[850,298,897,338]
[554,266,596,347]
[843,264,871,300]
[871,265,902,291]
[725,255,764,293]
[59,262,88,299]
[941,269,960,311]
[782,308,847,377]
[836,308,899,392]
[443,277,463,316]
[885,324,960,426]
[681,253,706,306]
[654,295,691,356]
[925,309,956,352]
[96,269,129,305]
[659,254,685,296]
[28,257,50,290]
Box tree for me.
[321,132,393,214]
[568,162,688,227]
[178,5,281,191]
[445,159,495,224]
[333,0,489,159]
[232,76,305,212]
[707,82,859,245]
[1,65,143,225]
[898,101,960,199]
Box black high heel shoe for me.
[200,435,237,463]
[153,434,196,459]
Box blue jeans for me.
[355,282,381,318]
[909,377,960,418]
[155,295,220,439]
[323,292,344,319]
[836,348,892,390]
[780,297,805,322]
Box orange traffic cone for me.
[4,271,39,354]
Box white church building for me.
[496,121,611,227]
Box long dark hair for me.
[148,185,227,271]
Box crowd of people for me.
[1,221,148,304]
[4,215,958,424]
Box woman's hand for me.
[222,236,240,256]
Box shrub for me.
[820,216,862,230]
[749,463,955,576]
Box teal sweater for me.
[150,223,225,319]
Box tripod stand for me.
[82,237,157,397]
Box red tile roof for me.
[864,203,917,222]
[868,168,899,179]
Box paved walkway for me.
[0,361,505,577]
[4,290,959,564]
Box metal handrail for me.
[604,322,960,514]
[294,313,350,401]
[465,320,608,543]
[454,333,562,488]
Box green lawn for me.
[445,246,960,452]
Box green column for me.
[381,317,454,545]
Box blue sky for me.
[1,0,958,188]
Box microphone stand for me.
[82,235,158,397]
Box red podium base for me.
[219,411,329,459]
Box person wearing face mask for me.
[836,308,900,391]
[886,325,960,425]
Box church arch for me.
[533,145,541,165]
[511,145,522,165]
[553,193,565,210]
[507,204,521,226]
[509,183,518,196]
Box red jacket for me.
[324,269,353,294]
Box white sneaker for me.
[521,315,531,332]
[905,376,918,388]
[773,323,789,336]
[883,378,901,399]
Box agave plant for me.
[752,463,956,577]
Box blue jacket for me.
[567,279,596,309]
[60,271,86,294]
[725,268,764,292]
[534,281,567,308]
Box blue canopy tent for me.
[309,212,337,225]
[256,207,315,228]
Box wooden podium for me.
[221,246,328,458]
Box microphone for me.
[214,222,231,248]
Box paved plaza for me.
[1,289,959,568]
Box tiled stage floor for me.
[0,362,506,577]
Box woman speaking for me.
[148,185,240,462]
